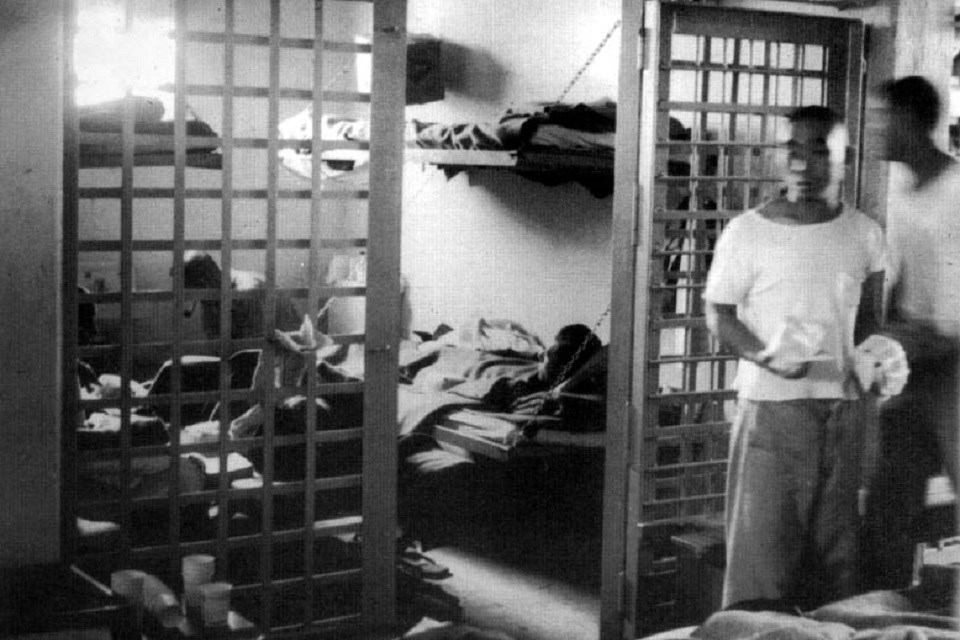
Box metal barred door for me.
[617,2,863,636]
[63,0,405,636]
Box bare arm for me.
[705,301,807,379]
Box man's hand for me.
[756,352,810,379]
[509,390,559,415]
[771,361,811,379]
[707,302,810,379]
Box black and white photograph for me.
[1,1,958,639]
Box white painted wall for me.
[0,0,63,566]
[400,0,620,343]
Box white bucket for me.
[182,554,215,585]
[200,582,232,627]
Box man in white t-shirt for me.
[705,106,885,609]
[861,76,960,591]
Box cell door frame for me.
[60,0,406,635]
[602,3,864,638]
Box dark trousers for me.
[861,354,960,591]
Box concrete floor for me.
[427,544,600,640]
[406,451,606,640]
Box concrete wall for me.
[0,1,63,566]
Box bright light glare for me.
[74,8,175,107]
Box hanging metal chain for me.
[550,303,612,392]
[552,19,622,106]
[513,20,619,427]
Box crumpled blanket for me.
[417,101,617,197]
[424,317,545,357]
[414,99,617,152]
[807,591,958,635]
[695,610,853,640]
[694,590,960,640]
[78,454,205,500]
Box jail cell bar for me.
[63,1,407,637]
[624,3,862,635]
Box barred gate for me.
[621,2,863,635]
[63,0,406,635]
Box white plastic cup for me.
[183,582,205,619]
[182,554,216,584]
[200,582,232,627]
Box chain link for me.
[553,19,622,106]
[549,303,612,391]
[523,18,620,422]
[518,303,612,439]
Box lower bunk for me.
[71,317,609,630]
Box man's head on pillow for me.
[539,323,602,385]
[179,252,224,336]
[183,251,222,289]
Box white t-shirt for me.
[704,207,886,400]
[886,161,960,338]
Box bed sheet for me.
[397,343,606,457]
[670,589,960,640]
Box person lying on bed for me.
[482,323,606,428]
[182,251,302,340]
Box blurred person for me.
[182,252,301,341]
[861,75,960,590]
[705,106,885,609]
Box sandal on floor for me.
[399,550,451,580]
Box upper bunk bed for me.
[277,99,620,197]
[77,96,224,169]
[77,32,444,173]
[79,95,622,198]
[409,99,617,192]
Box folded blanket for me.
[79,121,219,155]
[399,388,481,436]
